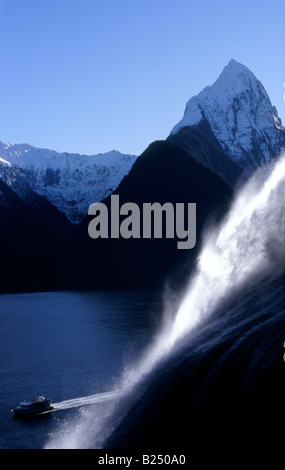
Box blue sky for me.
[0,0,284,156]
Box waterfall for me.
[118,153,285,392]
[45,153,285,449]
[169,153,285,346]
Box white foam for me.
[53,390,121,411]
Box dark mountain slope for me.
[167,122,244,186]
[67,135,234,291]
[0,180,74,293]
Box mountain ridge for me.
[0,141,137,223]
[0,59,284,292]
[1,60,284,225]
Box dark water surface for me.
[0,289,161,449]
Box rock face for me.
[171,59,285,172]
[103,275,285,464]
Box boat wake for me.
[53,391,121,411]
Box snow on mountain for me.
[0,141,137,223]
[171,59,285,171]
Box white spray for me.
[169,154,285,346]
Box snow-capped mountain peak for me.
[0,141,137,223]
[171,59,285,170]
[0,141,53,170]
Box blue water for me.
[0,289,160,449]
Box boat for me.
[12,396,54,418]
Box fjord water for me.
[45,154,285,450]
[0,290,160,449]
[1,154,284,451]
